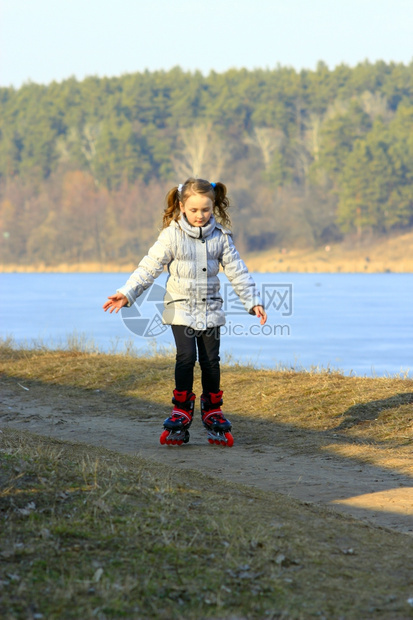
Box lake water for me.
[0,272,411,377]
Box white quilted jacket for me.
[117,215,262,330]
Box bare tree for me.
[304,114,322,163]
[324,99,349,121]
[81,124,100,163]
[360,91,392,121]
[55,124,100,180]
[245,126,284,171]
[172,123,229,181]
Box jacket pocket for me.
[166,298,187,306]
[207,297,224,312]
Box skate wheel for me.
[208,438,214,445]
[177,440,183,446]
[214,439,220,445]
[160,430,169,445]
[225,432,234,447]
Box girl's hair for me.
[163,178,231,229]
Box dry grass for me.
[1,339,412,467]
[0,261,136,273]
[245,230,413,273]
[2,342,413,617]
[2,429,413,619]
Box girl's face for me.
[180,193,213,227]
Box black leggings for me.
[171,325,220,394]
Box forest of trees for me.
[1,60,413,265]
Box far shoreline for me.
[1,258,411,275]
[1,231,412,274]
[1,261,411,274]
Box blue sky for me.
[1,0,412,87]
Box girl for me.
[103,178,267,446]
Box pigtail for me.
[213,182,231,229]
[162,186,181,228]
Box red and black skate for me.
[160,390,195,446]
[201,390,234,447]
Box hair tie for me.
[211,182,216,188]
[177,184,183,193]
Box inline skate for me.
[160,390,195,446]
[201,390,234,447]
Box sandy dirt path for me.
[1,379,413,535]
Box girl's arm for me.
[103,228,173,311]
[220,234,265,319]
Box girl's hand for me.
[253,305,267,325]
[103,293,128,314]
